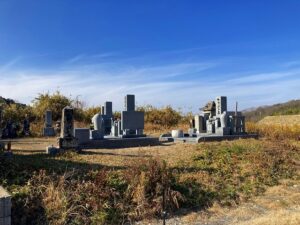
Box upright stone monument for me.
[91,113,105,139]
[121,94,145,137]
[58,107,78,149]
[0,186,11,225]
[125,94,135,111]
[43,110,55,136]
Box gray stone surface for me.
[124,94,135,111]
[215,96,227,115]
[46,146,61,155]
[43,127,55,136]
[60,107,74,138]
[104,101,113,117]
[121,111,144,130]
[195,115,205,133]
[45,110,52,127]
[92,114,104,133]
[74,128,90,144]
[171,129,184,138]
[0,186,11,225]
[80,137,159,149]
[59,107,78,149]
[90,130,104,140]
[188,128,197,137]
[43,110,55,136]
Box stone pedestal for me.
[43,127,55,136]
[171,130,184,138]
[0,186,11,225]
[74,128,90,144]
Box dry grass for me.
[247,121,300,140]
[259,115,300,125]
[1,129,300,224]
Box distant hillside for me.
[244,99,300,122]
[258,115,300,126]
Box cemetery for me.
[0,93,298,225]
[160,96,258,143]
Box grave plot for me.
[160,96,258,143]
[47,94,159,154]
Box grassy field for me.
[0,122,300,224]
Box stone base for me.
[216,127,231,135]
[90,130,104,140]
[0,186,11,225]
[169,133,259,143]
[79,137,160,149]
[43,127,55,136]
[46,146,61,155]
[58,137,79,149]
[74,128,90,145]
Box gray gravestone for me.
[74,128,90,144]
[43,110,55,136]
[45,110,52,127]
[121,111,144,130]
[215,96,227,116]
[125,95,135,111]
[58,107,78,149]
[104,101,113,117]
[60,107,74,138]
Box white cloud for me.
[0,61,299,112]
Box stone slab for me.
[79,137,159,149]
[46,146,61,155]
[121,111,144,130]
[74,128,90,144]
[125,94,135,111]
[43,127,55,136]
[104,102,113,117]
[90,130,104,140]
[172,134,259,143]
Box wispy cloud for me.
[0,59,299,112]
[0,57,21,74]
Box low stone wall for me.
[0,186,11,225]
[80,137,160,149]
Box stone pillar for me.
[45,110,52,127]
[43,110,55,136]
[104,102,113,117]
[195,115,205,133]
[215,96,227,116]
[60,107,74,138]
[125,95,135,111]
[58,107,78,149]
[0,186,11,225]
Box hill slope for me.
[244,99,300,122]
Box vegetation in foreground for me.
[0,138,299,224]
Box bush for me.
[32,91,73,122]
[138,105,182,127]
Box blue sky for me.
[0,0,300,112]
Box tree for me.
[32,91,72,121]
